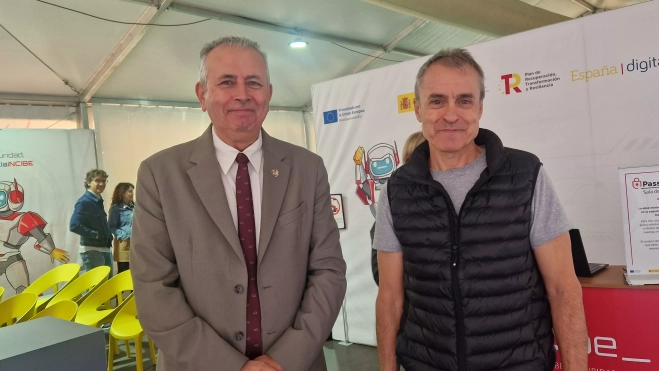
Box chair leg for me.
[125,340,131,357]
[113,336,119,355]
[107,334,115,371]
[148,337,157,365]
[135,335,144,371]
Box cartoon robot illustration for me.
[353,142,400,217]
[0,179,69,294]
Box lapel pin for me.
[272,169,280,177]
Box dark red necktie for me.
[235,153,262,358]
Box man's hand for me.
[255,355,283,371]
[50,248,70,264]
[239,360,278,371]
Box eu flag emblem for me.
[323,110,338,124]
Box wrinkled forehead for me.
[206,46,269,79]
[419,64,480,96]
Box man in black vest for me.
[374,49,588,371]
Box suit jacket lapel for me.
[187,125,244,264]
[258,131,290,264]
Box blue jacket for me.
[69,191,112,248]
[108,202,134,240]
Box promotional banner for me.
[312,0,659,350]
[555,286,659,371]
[0,129,96,299]
[619,166,659,285]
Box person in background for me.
[109,182,134,274]
[371,131,426,286]
[70,169,113,276]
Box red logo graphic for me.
[331,196,341,215]
[632,177,642,189]
[400,97,411,111]
[501,73,522,94]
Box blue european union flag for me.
[323,110,338,124]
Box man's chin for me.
[432,141,471,153]
[213,121,263,138]
[231,121,262,133]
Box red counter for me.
[554,266,659,371]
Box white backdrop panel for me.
[313,1,659,345]
[0,129,96,299]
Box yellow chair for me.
[0,292,37,326]
[108,297,157,371]
[75,270,133,328]
[30,300,78,322]
[23,263,80,311]
[46,266,111,309]
[0,286,4,302]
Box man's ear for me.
[195,82,207,112]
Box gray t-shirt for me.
[374,149,571,252]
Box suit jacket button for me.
[235,285,244,294]
[235,331,244,341]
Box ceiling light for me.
[289,38,308,48]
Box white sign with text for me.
[619,165,659,284]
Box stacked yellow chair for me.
[30,300,78,322]
[23,263,80,311]
[0,286,4,302]
[46,266,111,309]
[0,292,38,326]
[75,270,133,328]
[108,296,157,371]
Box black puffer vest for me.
[389,129,554,371]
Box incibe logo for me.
[0,152,24,159]
[0,152,33,168]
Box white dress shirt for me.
[212,127,264,248]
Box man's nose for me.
[443,103,459,122]
[233,83,251,102]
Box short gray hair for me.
[414,48,485,101]
[198,36,270,88]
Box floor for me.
[324,341,380,371]
[108,337,380,371]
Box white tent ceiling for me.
[0,0,650,110]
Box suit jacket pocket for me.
[277,202,307,227]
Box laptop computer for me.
[569,229,609,277]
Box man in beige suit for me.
[130,36,347,371]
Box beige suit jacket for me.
[130,126,347,371]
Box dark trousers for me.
[117,262,130,274]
